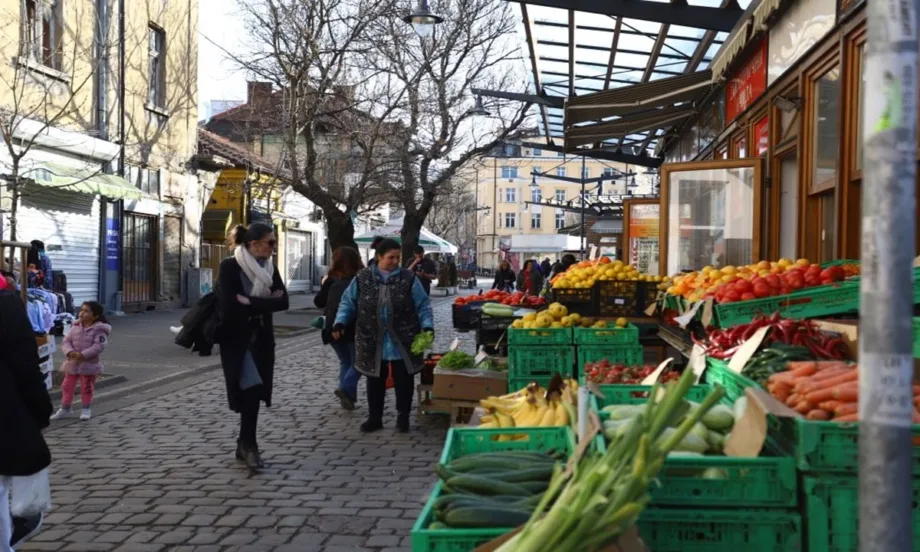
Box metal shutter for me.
[20,189,100,305]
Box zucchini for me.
[468,465,555,483]
[434,464,461,482]
[446,474,532,496]
[516,480,550,494]
[443,506,532,528]
[428,522,449,530]
[448,457,550,473]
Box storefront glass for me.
[813,67,841,192]
[666,166,756,274]
[855,44,866,171]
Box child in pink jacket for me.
[50,302,111,421]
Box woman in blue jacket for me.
[333,239,433,433]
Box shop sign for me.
[754,116,769,156]
[725,39,767,123]
[105,217,120,271]
[628,204,660,275]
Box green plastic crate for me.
[638,508,802,551]
[803,475,920,552]
[794,417,920,473]
[573,323,639,345]
[914,317,920,359]
[704,358,759,402]
[411,483,510,552]
[714,280,859,328]
[589,384,797,508]
[577,345,643,373]
[438,426,576,465]
[508,345,574,381]
[507,326,572,346]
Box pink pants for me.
[61,374,97,408]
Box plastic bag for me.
[10,469,52,517]
[385,362,394,390]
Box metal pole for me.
[580,156,586,259]
[493,157,498,266]
[859,1,917,550]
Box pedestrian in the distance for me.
[408,245,438,295]
[216,223,289,470]
[540,258,552,278]
[491,260,515,292]
[333,238,433,433]
[314,246,364,410]
[517,259,544,295]
[50,301,111,421]
[0,279,52,551]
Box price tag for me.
[701,298,714,327]
[727,326,770,374]
[644,301,658,316]
[640,358,673,385]
[615,298,625,305]
[474,347,489,365]
[688,344,707,383]
[586,380,606,399]
[724,387,801,457]
[589,246,599,260]
[674,300,704,328]
[449,338,460,352]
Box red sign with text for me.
[754,116,769,156]
[725,39,767,123]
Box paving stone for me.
[18,298,463,552]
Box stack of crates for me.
[591,384,803,551]
[506,326,574,391]
[574,323,642,383]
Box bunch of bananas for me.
[478,379,579,436]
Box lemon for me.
[615,317,628,328]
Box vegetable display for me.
[411,331,434,355]
[765,361,920,422]
[479,380,578,432]
[585,362,680,385]
[741,345,816,387]
[437,350,476,370]
[455,290,546,308]
[481,303,516,318]
[601,400,734,454]
[427,450,564,530]
[494,369,726,551]
[693,313,851,360]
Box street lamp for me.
[467,95,490,117]
[403,0,443,38]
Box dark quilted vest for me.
[354,268,423,377]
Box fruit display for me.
[426,449,564,530]
[665,259,850,304]
[478,380,579,432]
[765,361,920,423]
[492,370,726,552]
[551,257,668,289]
[692,313,852,360]
[510,302,627,330]
[600,397,735,453]
[455,290,546,308]
[585,361,681,385]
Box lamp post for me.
[403,0,443,38]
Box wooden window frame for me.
[658,158,764,276]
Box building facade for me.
[474,142,656,270]
[0,0,205,311]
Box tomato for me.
[804,274,822,287]
[725,290,741,302]
[765,274,782,289]
[753,283,772,298]
[734,279,753,294]
[741,292,756,301]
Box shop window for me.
[855,44,866,172]
[819,192,836,262]
[812,67,841,193]
[733,134,747,158]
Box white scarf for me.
[234,246,275,298]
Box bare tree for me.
[360,0,533,264]
[0,1,105,240]
[426,167,477,258]
[231,0,532,255]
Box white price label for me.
[860,353,915,428]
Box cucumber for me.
[516,480,550,494]
[446,474,532,496]
[448,456,551,473]
[443,506,533,528]
[434,464,461,482]
[469,465,555,483]
[428,522,449,530]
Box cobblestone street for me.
[20,298,467,552]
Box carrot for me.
[818,400,842,412]
[786,393,802,407]
[806,381,858,404]
[788,363,818,378]
[834,402,858,417]
[914,396,920,409]
[834,413,859,422]
[795,400,815,415]
[785,361,817,373]
[773,387,792,403]
[769,372,797,385]
[801,369,858,394]
[806,409,831,421]
[799,366,850,385]
[815,361,850,371]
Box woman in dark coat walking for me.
[217,223,289,470]
[516,259,544,294]
[0,283,52,550]
[491,260,516,292]
[314,246,364,410]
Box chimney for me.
[247,82,273,104]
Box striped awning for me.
[709,20,752,82]
[565,105,697,149]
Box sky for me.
[197,0,249,119]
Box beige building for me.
[474,143,654,271]
[0,0,206,311]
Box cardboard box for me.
[432,368,507,401]
[814,319,859,360]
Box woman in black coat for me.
[217,223,289,470]
[491,260,515,292]
[0,286,52,548]
[314,246,364,410]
